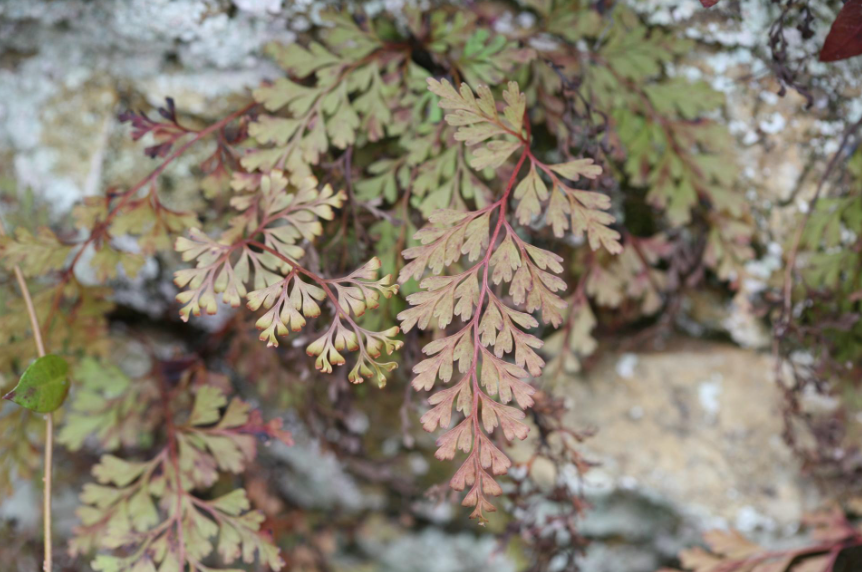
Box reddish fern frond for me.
[71,380,290,571]
[174,171,402,386]
[398,79,620,522]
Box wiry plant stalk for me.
[0,217,52,571]
[44,101,257,333]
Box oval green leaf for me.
[3,354,70,413]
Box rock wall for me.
[2,1,860,571]
[0,0,308,213]
[564,340,821,570]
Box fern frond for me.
[174,171,402,387]
[399,79,620,521]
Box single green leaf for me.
[92,455,149,487]
[3,354,70,413]
[189,386,228,426]
[210,488,251,516]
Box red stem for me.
[44,102,256,332]
[462,145,530,504]
[154,365,186,567]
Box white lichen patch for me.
[0,0,330,215]
[698,374,723,418]
[616,353,639,379]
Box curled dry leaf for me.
[819,0,862,62]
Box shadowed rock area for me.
[562,340,821,570]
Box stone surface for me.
[269,426,379,514]
[0,0,314,215]
[562,340,821,570]
[359,527,517,572]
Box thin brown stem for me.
[0,217,52,571]
[0,221,46,357]
[154,364,186,568]
[460,145,530,517]
[42,415,53,572]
